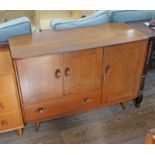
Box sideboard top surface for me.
[9,23,148,59]
[128,20,155,39]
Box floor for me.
[1,70,155,144]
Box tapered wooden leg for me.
[119,102,126,110]
[35,121,40,132]
[18,128,23,136]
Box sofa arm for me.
[111,10,155,23]
[50,11,110,30]
[0,17,32,43]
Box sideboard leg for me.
[18,128,23,136]
[34,121,40,132]
[119,102,126,110]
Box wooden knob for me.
[1,120,8,126]
[105,65,111,75]
[82,97,92,104]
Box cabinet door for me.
[16,54,63,104]
[63,48,102,95]
[102,41,147,104]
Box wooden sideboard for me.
[0,46,23,135]
[9,23,148,130]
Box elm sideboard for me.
[9,23,148,131]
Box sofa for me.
[0,17,32,43]
[50,10,155,30]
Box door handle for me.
[55,68,61,79]
[82,97,92,104]
[35,107,46,113]
[65,67,71,77]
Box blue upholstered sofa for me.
[50,10,155,30]
[0,17,32,43]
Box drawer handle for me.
[1,120,8,126]
[105,65,111,75]
[0,103,4,112]
[55,69,61,79]
[65,67,71,77]
[35,107,46,113]
[82,97,92,104]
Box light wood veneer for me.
[9,23,148,130]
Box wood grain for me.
[102,40,148,105]
[128,20,155,39]
[9,23,148,59]
[0,47,24,135]
[23,90,101,123]
[63,48,102,95]
[16,54,63,105]
[0,48,14,75]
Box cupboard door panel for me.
[63,48,102,95]
[102,41,147,104]
[16,54,63,104]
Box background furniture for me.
[0,11,95,31]
[0,17,32,135]
[128,20,155,69]
[51,10,155,30]
[0,17,31,43]
[0,46,23,136]
[51,10,109,30]
[9,23,148,130]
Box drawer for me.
[0,112,23,132]
[0,94,19,114]
[0,49,14,75]
[24,90,101,122]
[0,74,16,95]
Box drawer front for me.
[24,90,101,122]
[0,112,23,132]
[0,74,16,95]
[0,94,19,114]
[0,49,14,75]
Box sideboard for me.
[9,23,148,131]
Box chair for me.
[0,17,32,43]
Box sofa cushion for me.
[51,10,110,30]
[111,10,154,23]
[0,17,32,43]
